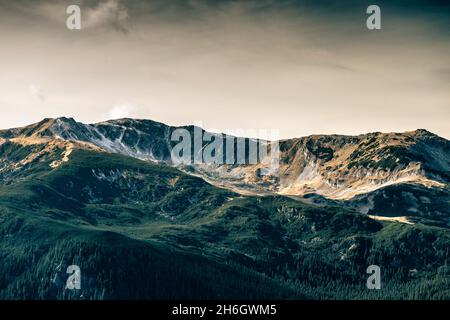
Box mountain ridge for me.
[0,117,449,299]
[0,116,442,141]
[1,117,449,224]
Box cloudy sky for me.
[0,0,449,138]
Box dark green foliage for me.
[306,140,334,162]
[0,148,448,300]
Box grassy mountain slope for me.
[0,143,448,299]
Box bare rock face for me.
[276,130,449,199]
[1,118,449,223]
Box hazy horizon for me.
[1,0,449,139]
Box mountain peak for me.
[0,117,449,207]
[412,128,437,137]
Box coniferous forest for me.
[0,149,448,300]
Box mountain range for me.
[0,117,448,299]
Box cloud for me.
[29,84,45,102]
[84,0,129,33]
[107,104,135,119]
[1,0,130,33]
[1,0,449,139]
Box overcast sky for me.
[0,0,449,139]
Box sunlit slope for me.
[0,145,448,299]
[1,117,448,223]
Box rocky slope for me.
[1,117,449,224]
[0,144,448,299]
[0,118,449,299]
